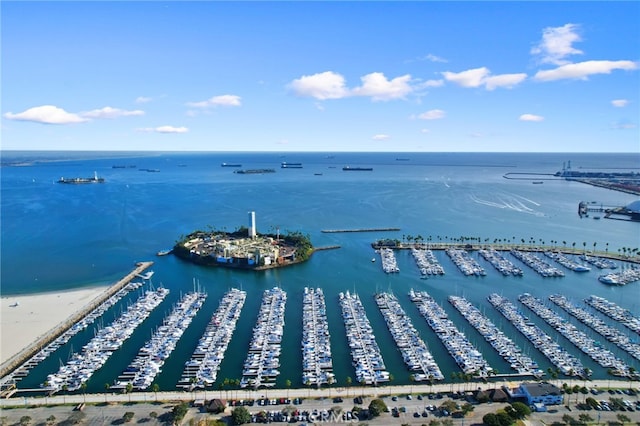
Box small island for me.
[173,212,313,270]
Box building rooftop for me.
[521,382,561,397]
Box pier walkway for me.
[0,262,153,381]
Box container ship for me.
[58,172,105,184]
[281,162,303,169]
[343,166,373,171]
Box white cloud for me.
[372,134,390,141]
[442,67,489,88]
[288,71,349,100]
[4,105,88,124]
[484,73,528,90]
[534,60,638,81]
[187,94,242,108]
[519,113,544,122]
[423,53,448,63]
[137,126,188,133]
[611,99,629,108]
[81,106,144,119]
[135,96,153,104]
[611,120,636,130]
[351,72,413,101]
[442,67,527,90]
[531,23,583,65]
[416,109,445,120]
[419,79,445,88]
[420,128,431,134]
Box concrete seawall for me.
[0,261,153,379]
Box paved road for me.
[1,380,639,425]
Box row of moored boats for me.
[112,291,207,391]
[378,248,400,273]
[375,292,443,382]
[340,291,390,385]
[488,293,585,378]
[410,290,492,377]
[240,287,286,389]
[585,295,640,334]
[410,248,445,276]
[549,294,640,364]
[448,295,541,377]
[518,293,631,377]
[2,280,144,386]
[301,287,335,387]
[445,248,486,276]
[544,252,591,272]
[178,288,246,390]
[598,267,640,286]
[478,248,523,276]
[509,250,565,277]
[45,287,170,392]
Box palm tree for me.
[152,383,160,402]
[345,376,352,397]
[125,383,133,402]
[285,379,291,398]
[80,382,87,403]
[104,383,110,403]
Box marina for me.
[410,289,493,377]
[410,247,445,276]
[518,293,631,377]
[548,294,640,363]
[445,248,486,276]
[478,248,523,276]
[448,295,541,377]
[113,291,207,390]
[339,291,389,385]
[178,288,246,390]
[585,295,640,335]
[240,287,286,389]
[510,249,565,277]
[44,286,170,392]
[488,293,585,377]
[301,288,335,387]
[375,292,443,382]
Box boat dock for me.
[45,286,170,392]
[488,293,584,377]
[543,252,590,272]
[549,294,640,364]
[478,248,523,276]
[240,287,286,389]
[0,262,154,383]
[113,291,207,391]
[410,290,492,377]
[445,248,486,276]
[585,295,640,334]
[411,248,445,276]
[510,250,564,277]
[178,288,246,390]
[448,296,541,377]
[339,291,389,385]
[378,247,400,273]
[375,292,443,382]
[301,288,335,387]
[519,293,630,377]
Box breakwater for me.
[321,228,400,233]
[0,262,153,380]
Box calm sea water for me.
[1,151,639,392]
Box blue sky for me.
[2,1,639,152]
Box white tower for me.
[248,211,256,238]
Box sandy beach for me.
[0,287,109,365]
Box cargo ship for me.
[58,171,105,184]
[221,163,242,167]
[281,162,303,168]
[234,168,276,174]
[343,166,373,171]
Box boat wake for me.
[469,192,544,216]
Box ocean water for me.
[1,151,639,392]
